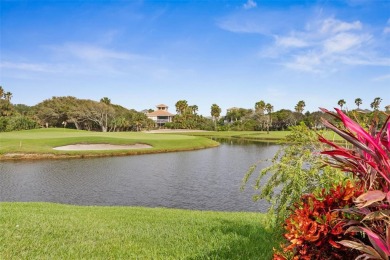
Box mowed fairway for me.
[0,202,279,259]
[181,131,290,142]
[0,128,219,159]
[170,130,341,143]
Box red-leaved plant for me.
[319,108,390,260]
[273,108,390,259]
[273,181,363,260]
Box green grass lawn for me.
[184,130,289,140]
[0,128,343,160]
[171,130,342,143]
[0,128,219,159]
[0,203,280,259]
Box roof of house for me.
[156,104,168,107]
[147,110,174,117]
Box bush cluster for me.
[272,109,390,259]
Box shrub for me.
[6,115,39,131]
[319,108,390,259]
[273,181,363,259]
[273,108,390,259]
[242,122,347,226]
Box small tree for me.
[100,97,111,105]
[294,100,305,114]
[175,100,188,115]
[337,99,346,110]
[210,104,221,130]
[255,100,266,114]
[265,103,273,134]
[370,97,382,111]
[354,98,362,109]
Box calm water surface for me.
[0,140,279,212]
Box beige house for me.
[146,104,174,127]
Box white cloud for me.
[373,74,390,81]
[0,61,54,73]
[275,36,308,48]
[384,18,390,34]
[53,43,140,61]
[339,56,390,66]
[217,15,268,34]
[319,18,362,34]
[216,10,294,35]
[284,52,323,73]
[243,0,257,10]
[323,33,370,53]
[1,43,149,77]
[270,17,386,73]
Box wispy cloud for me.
[0,61,54,73]
[384,19,390,34]
[1,43,149,77]
[218,4,389,74]
[275,36,309,48]
[373,73,390,82]
[243,0,257,10]
[319,18,362,34]
[323,32,370,53]
[216,10,296,35]
[284,53,323,73]
[1,42,187,82]
[280,18,385,72]
[49,43,143,62]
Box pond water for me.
[0,139,280,212]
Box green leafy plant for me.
[319,108,390,259]
[273,108,390,259]
[242,122,346,225]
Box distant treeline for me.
[0,92,154,132]
[0,86,388,132]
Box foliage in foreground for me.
[274,108,390,259]
[0,203,278,259]
[242,122,346,225]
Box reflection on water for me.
[0,140,279,212]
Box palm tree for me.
[294,100,306,114]
[354,98,362,109]
[210,104,221,130]
[370,97,382,111]
[337,99,346,110]
[175,100,188,115]
[255,100,266,114]
[265,103,273,134]
[100,97,111,105]
[189,105,198,115]
[4,91,12,102]
[133,113,145,132]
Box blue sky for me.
[1,0,389,116]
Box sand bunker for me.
[53,143,152,151]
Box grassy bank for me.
[172,130,342,143]
[159,131,289,144]
[0,202,279,259]
[0,128,219,160]
[177,131,289,142]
